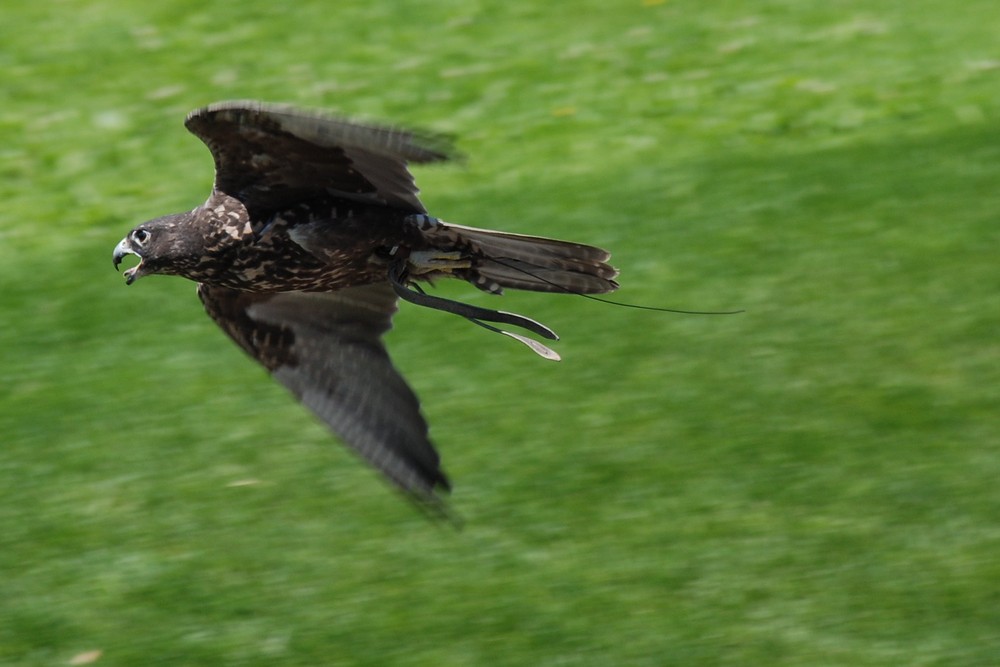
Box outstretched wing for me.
[197,282,451,510]
[184,100,456,213]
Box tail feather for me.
[473,258,617,294]
[425,221,619,295]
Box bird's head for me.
[113,212,200,285]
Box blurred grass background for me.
[2,1,999,665]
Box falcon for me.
[112,101,619,515]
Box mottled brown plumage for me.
[112,101,618,513]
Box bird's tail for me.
[410,216,620,296]
[394,215,618,360]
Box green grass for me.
[2,1,999,665]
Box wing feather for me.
[184,100,457,213]
[197,283,451,508]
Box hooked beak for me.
[113,237,143,285]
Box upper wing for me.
[184,100,456,213]
[197,282,451,510]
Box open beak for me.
[113,237,143,285]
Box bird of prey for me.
[113,100,618,514]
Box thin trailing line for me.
[487,257,744,315]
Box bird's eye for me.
[133,229,151,245]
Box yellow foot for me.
[408,250,471,276]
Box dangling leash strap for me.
[388,261,561,361]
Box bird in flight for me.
[113,101,618,515]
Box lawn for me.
[1,1,998,665]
